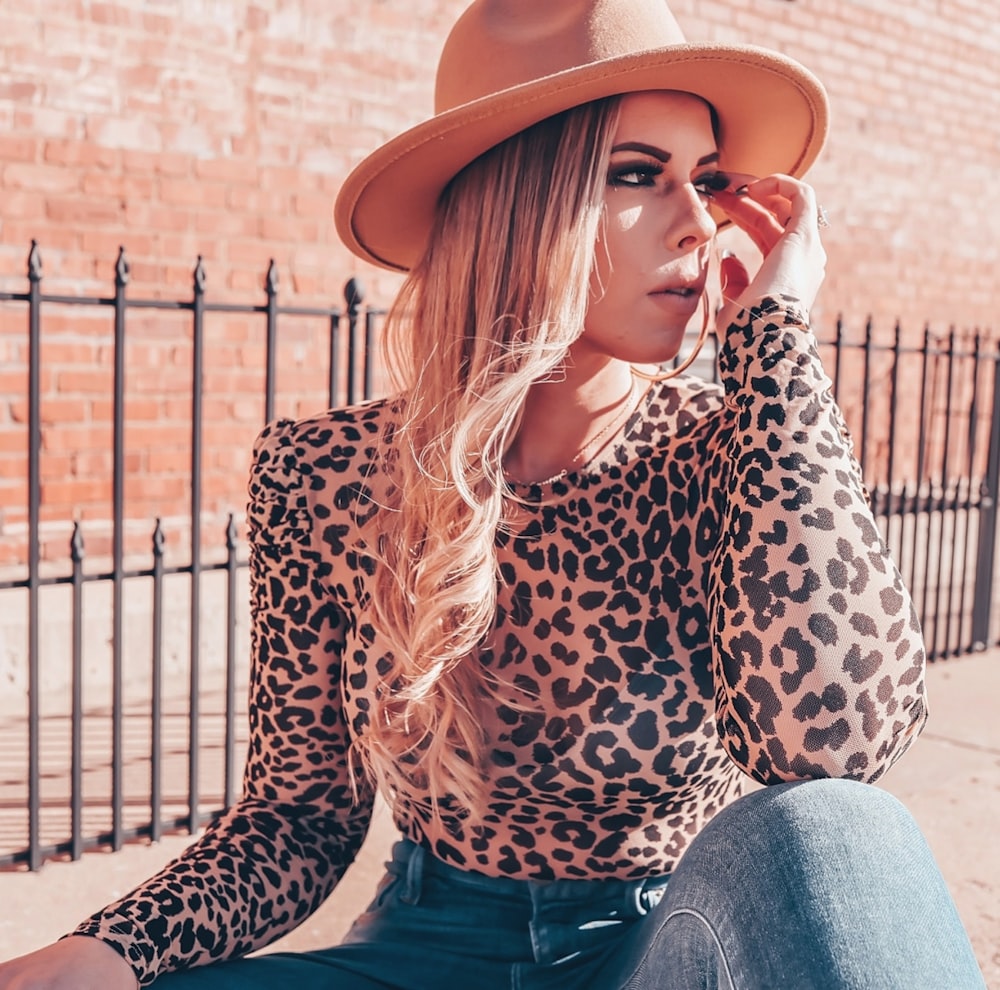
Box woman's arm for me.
[709,293,927,784]
[705,177,926,785]
[62,419,375,986]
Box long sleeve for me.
[709,294,927,785]
[69,419,375,986]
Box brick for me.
[200,472,245,500]
[258,214,321,243]
[226,270,264,295]
[2,162,80,194]
[43,139,118,169]
[193,210,258,238]
[156,179,223,209]
[0,80,42,103]
[10,397,93,426]
[46,196,125,225]
[79,229,156,261]
[120,399,165,424]
[40,452,78,482]
[193,158,258,183]
[0,134,40,163]
[124,475,187,502]
[147,447,191,474]
[41,476,109,507]
[38,340,100,366]
[70,449,116,475]
[11,104,84,140]
[55,369,113,394]
[41,424,111,453]
[160,234,221,264]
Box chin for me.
[625,337,687,367]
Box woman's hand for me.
[711,173,828,329]
[0,937,137,990]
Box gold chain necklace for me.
[504,377,644,487]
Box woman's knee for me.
[666,777,932,908]
[702,778,915,857]
[651,781,979,988]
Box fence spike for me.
[345,277,364,314]
[152,518,165,557]
[115,246,131,287]
[27,240,42,282]
[266,259,278,296]
[193,256,207,293]
[225,513,237,549]
[70,522,85,562]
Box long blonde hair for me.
[355,97,622,826]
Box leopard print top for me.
[73,296,928,985]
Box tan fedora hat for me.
[335,0,829,272]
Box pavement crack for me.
[920,731,1000,757]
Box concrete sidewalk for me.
[1,651,998,985]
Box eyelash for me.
[607,164,731,197]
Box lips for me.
[649,276,706,298]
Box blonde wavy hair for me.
[353,97,622,826]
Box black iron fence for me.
[1,245,998,871]
[1,244,382,870]
[823,322,1000,660]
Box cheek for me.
[603,206,643,260]
[614,205,642,231]
[592,206,645,294]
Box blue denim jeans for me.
[152,779,985,988]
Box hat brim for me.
[335,43,829,272]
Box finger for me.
[712,189,784,255]
[745,174,819,234]
[758,193,793,226]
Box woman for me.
[0,1,986,987]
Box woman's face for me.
[577,90,721,367]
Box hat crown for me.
[435,0,688,113]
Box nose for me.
[669,184,717,252]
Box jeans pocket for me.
[368,871,403,912]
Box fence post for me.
[328,310,342,409]
[26,243,42,871]
[345,278,363,406]
[188,258,206,832]
[111,246,130,850]
[364,309,377,400]
[858,315,873,476]
[151,519,165,842]
[264,260,278,425]
[971,342,1000,649]
[70,523,85,860]
[224,514,239,810]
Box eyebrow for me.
[610,142,720,167]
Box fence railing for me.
[1,244,382,870]
[1,245,998,870]
[830,323,1000,660]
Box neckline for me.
[505,379,656,495]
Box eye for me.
[694,171,733,198]
[607,162,663,187]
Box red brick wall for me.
[1,0,998,567]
